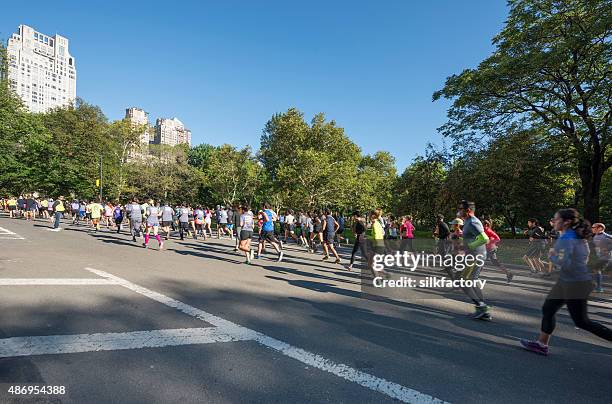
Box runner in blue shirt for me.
[256,202,283,262]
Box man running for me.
[127,198,143,242]
[321,209,341,264]
[458,200,491,320]
[113,203,124,234]
[256,202,283,261]
[49,196,66,231]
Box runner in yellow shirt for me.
[87,201,104,232]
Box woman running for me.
[144,199,164,250]
[400,215,415,253]
[520,208,612,355]
[239,205,256,264]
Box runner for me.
[161,202,175,240]
[25,194,37,221]
[127,198,143,242]
[49,196,66,231]
[523,218,546,274]
[40,197,49,219]
[204,207,213,238]
[113,203,124,234]
[347,210,368,271]
[321,209,341,264]
[483,220,514,283]
[284,209,298,244]
[144,199,163,250]
[87,200,104,232]
[7,196,17,218]
[218,206,229,238]
[194,206,204,239]
[177,203,194,241]
[71,199,80,224]
[520,208,612,355]
[433,214,450,255]
[233,204,242,252]
[239,205,256,264]
[227,206,235,241]
[399,215,415,253]
[457,200,491,321]
[591,222,611,293]
[103,201,114,229]
[369,210,388,278]
[256,202,283,261]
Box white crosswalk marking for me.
[0,226,25,240]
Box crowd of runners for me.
[1,194,611,355]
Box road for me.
[0,215,610,403]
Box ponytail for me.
[557,208,592,239]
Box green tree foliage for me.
[393,156,447,227]
[259,108,364,209]
[433,0,612,222]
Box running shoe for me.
[520,339,549,356]
[322,255,329,261]
[594,286,605,293]
[506,272,514,283]
[334,259,341,264]
[346,264,353,271]
[278,251,283,262]
[479,313,492,321]
[159,241,164,250]
[470,305,490,319]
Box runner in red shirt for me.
[484,220,514,283]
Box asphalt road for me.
[0,215,610,403]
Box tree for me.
[433,0,612,222]
[205,145,262,206]
[393,156,447,227]
[41,99,110,198]
[259,108,362,209]
[353,151,397,213]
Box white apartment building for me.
[6,24,77,113]
[125,107,150,144]
[154,117,191,147]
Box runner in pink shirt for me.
[399,216,415,252]
[484,220,514,283]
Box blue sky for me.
[2,1,509,171]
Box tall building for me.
[154,117,191,147]
[125,107,150,144]
[6,24,77,113]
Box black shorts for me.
[240,230,253,241]
[162,221,172,227]
[179,222,190,231]
[263,230,277,243]
[8,206,16,211]
[324,232,335,244]
[526,242,543,258]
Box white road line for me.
[85,267,447,403]
[0,327,250,358]
[0,226,25,239]
[0,278,121,286]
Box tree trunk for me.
[578,155,603,223]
